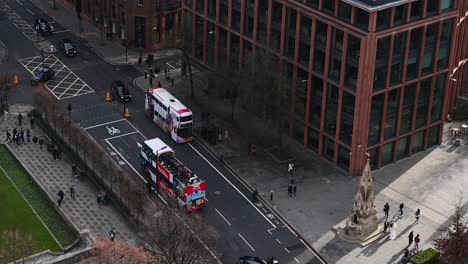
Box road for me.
[1,0,326,263]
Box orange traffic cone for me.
[124,107,130,118]
[13,74,19,86]
[105,92,111,102]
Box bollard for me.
[105,92,111,102]
[124,108,130,118]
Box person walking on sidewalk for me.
[97,194,102,208]
[251,144,257,157]
[384,202,390,218]
[26,129,30,142]
[32,135,38,149]
[20,128,24,142]
[415,208,420,223]
[72,163,77,177]
[408,231,414,247]
[69,185,75,199]
[39,137,44,150]
[58,190,64,202]
[109,229,116,241]
[383,220,389,233]
[12,128,17,139]
[30,115,35,129]
[399,202,405,217]
[287,184,292,197]
[288,163,294,175]
[5,130,12,143]
[17,113,23,127]
[138,56,142,66]
[414,234,420,251]
[293,185,297,197]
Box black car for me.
[59,39,77,57]
[34,18,53,36]
[237,256,266,264]
[110,81,132,103]
[30,67,55,85]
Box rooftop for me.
[342,0,415,11]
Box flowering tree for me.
[81,236,156,264]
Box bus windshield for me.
[180,115,192,122]
[177,126,192,138]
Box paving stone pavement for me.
[0,105,137,244]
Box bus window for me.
[177,127,193,138]
[180,115,192,122]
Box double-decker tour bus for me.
[138,137,206,212]
[145,87,193,143]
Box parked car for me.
[237,256,266,264]
[30,67,55,85]
[110,80,132,103]
[59,38,77,57]
[34,18,53,36]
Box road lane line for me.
[238,233,255,252]
[188,143,276,228]
[84,118,127,130]
[104,131,139,141]
[214,208,231,226]
[276,238,282,244]
[53,30,69,34]
[15,0,23,6]
[294,257,300,263]
[25,7,33,15]
[284,247,291,253]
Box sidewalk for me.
[1,105,138,245]
[135,74,468,264]
[31,0,181,65]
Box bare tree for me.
[434,196,468,264]
[142,203,219,264]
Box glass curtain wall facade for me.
[182,0,458,175]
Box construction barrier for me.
[105,92,111,102]
[124,108,130,118]
[13,74,19,86]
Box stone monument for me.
[337,158,379,244]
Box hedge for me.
[410,248,439,264]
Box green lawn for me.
[0,167,61,262]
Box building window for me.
[422,23,438,75]
[299,15,312,67]
[377,8,391,30]
[313,20,327,74]
[426,0,439,17]
[137,0,143,6]
[295,69,308,121]
[285,8,297,59]
[218,27,227,65]
[184,11,193,55]
[294,120,305,144]
[219,1,228,26]
[374,37,390,91]
[381,142,394,165]
[323,137,335,161]
[185,0,193,7]
[230,33,240,67]
[340,92,355,146]
[244,0,255,38]
[428,125,440,147]
[368,94,384,146]
[306,0,319,9]
[442,0,453,11]
[384,89,400,140]
[393,4,407,26]
[257,0,268,46]
[390,32,406,86]
[355,8,369,30]
[196,0,204,13]
[397,136,410,160]
[406,28,423,81]
[410,0,423,21]
[309,75,323,128]
[412,131,424,153]
[338,146,351,169]
[431,73,446,123]
[345,35,360,90]
[208,0,216,19]
[324,84,339,136]
[207,22,216,65]
[194,16,204,60]
[338,1,352,22]
[308,128,319,152]
[232,0,241,32]
[400,83,417,134]
[328,28,344,82]
[322,0,335,15]
[438,19,453,70]
[270,1,282,52]
[415,78,431,128]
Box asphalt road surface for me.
[1,0,327,263]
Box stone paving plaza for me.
[1,105,137,244]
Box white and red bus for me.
[145,87,193,143]
[138,138,206,212]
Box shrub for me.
[410,248,440,264]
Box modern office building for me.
[182,0,466,175]
[64,0,182,50]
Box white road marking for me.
[84,119,127,130]
[53,30,69,34]
[214,208,231,226]
[276,238,282,244]
[284,247,291,253]
[267,227,276,235]
[300,238,325,263]
[15,0,23,6]
[238,233,255,252]
[294,257,300,263]
[188,143,276,228]
[25,7,33,15]
[104,131,138,141]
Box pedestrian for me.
[384,202,390,218]
[30,115,35,129]
[403,248,409,261]
[157,81,162,87]
[290,177,295,185]
[399,202,405,216]
[219,152,224,162]
[109,229,116,241]
[39,137,44,150]
[14,134,20,145]
[287,184,292,197]
[288,163,294,175]
[5,130,12,143]
[149,76,153,86]
[32,135,38,149]
[408,231,414,247]
[383,220,389,232]
[57,197,62,206]
[13,128,17,138]
[17,113,23,126]
[293,185,297,197]
[20,128,24,142]
[97,194,102,208]
[270,190,274,201]
[58,190,64,202]
[144,69,147,79]
[72,163,77,177]
[251,144,257,157]
[138,56,142,66]
[164,68,168,78]
[414,234,420,250]
[69,185,75,199]
[26,129,30,142]
[217,128,223,142]
[415,208,420,223]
